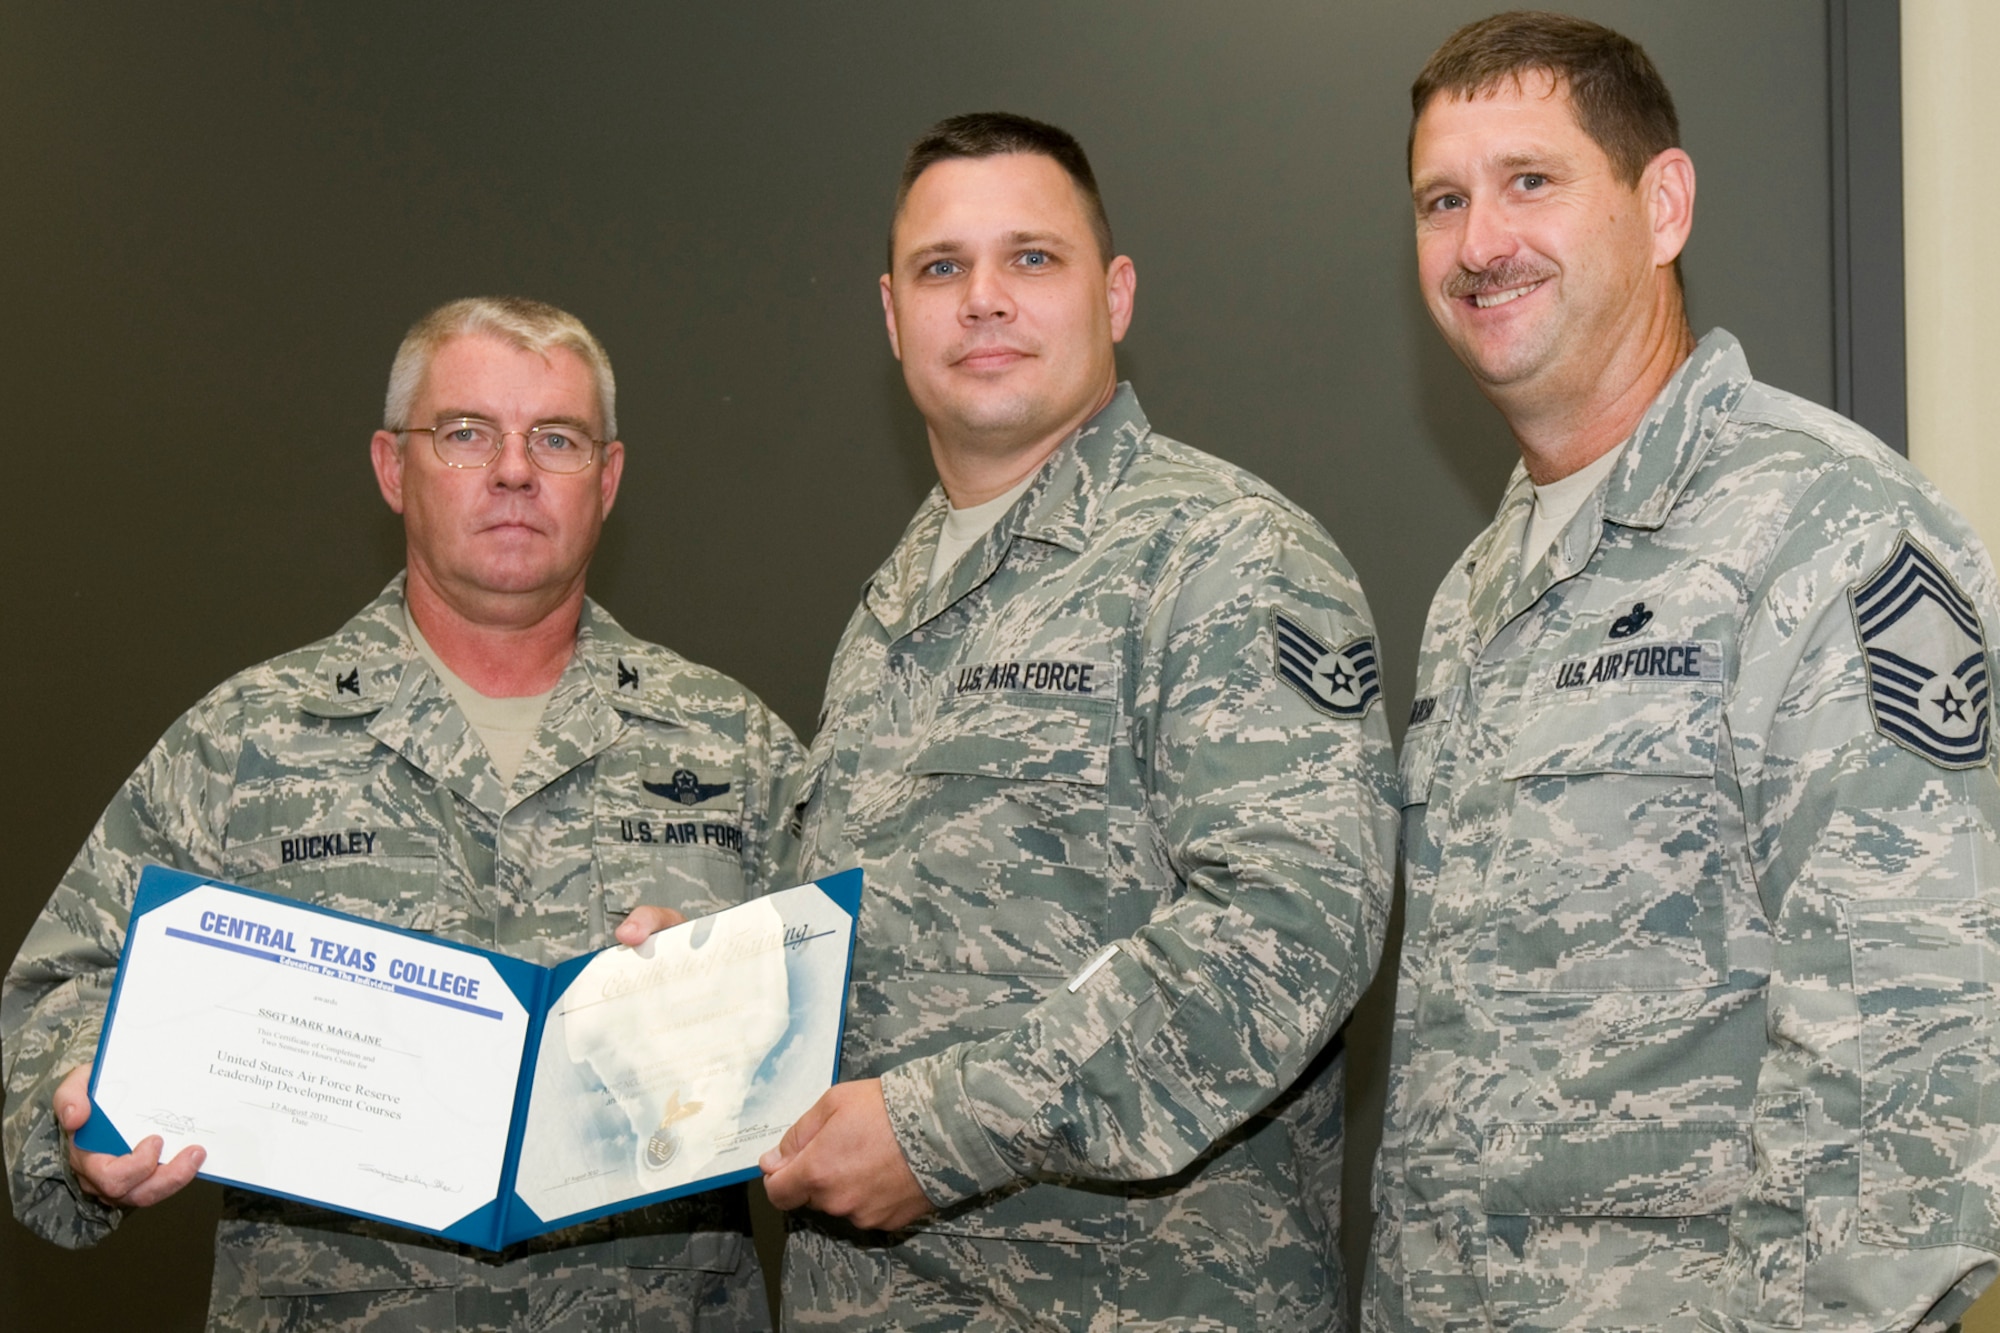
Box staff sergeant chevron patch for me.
[1273,610,1380,719]
[1850,533,1992,769]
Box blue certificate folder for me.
[79,863,861,1251]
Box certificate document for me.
[78,864,860,1249]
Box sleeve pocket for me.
[1850,898,2000,1252]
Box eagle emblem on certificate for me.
[645,1089,704,1170]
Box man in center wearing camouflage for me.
[1369,13,2000,1332]
[754,112,1399,1330]
[3,297,794,1330]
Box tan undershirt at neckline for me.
[404,611,556,788]
[1525,442,1626,565]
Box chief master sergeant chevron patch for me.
[1274,610,1380,719]
[1851,532,1993,768]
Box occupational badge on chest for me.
[1851,533,1993,768]
[1273,610,1380,719]
[642,768,734,806]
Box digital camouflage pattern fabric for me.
[1365,332,2000,1333]
[783,385,1400,1330]
[3,579,799,1332]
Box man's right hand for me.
[613,905,687,947]
[55,1063,204,1207]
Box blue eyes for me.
[920,251,1053,277]
[1425,175,1549,212]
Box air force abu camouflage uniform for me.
[2,579,798,1332]
[1365,331,2000,1332]
[784,385,1400,1330]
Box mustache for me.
[1442,259,1556,301]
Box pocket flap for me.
[910,692,1114,785]
[1482,1120,1751,1217]
[618,1224,747,1272]
[219,1210,455,1298]
[1503,673,1720,779]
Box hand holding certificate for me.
[77,864,860,1249]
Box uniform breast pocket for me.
[221,829,444,932]
[900,690,1115,980]
[1482,684,1726,992]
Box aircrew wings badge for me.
[1273,611,1380,719]
[1851,533,1992,769]
[643,768,733,806]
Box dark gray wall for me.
[1830,0,1908,452]
[0,3,1833,1325]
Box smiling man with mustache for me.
[1370,14,2000,1332]
[758,112,1398,1330]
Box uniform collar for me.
[573,601,691,727]
[1601,328,1751,531]
[301,575,669,817]
[863,382,1149,639]
[1015,381,1150,553]
[1462,328,1750,646]
[300,576,421,717]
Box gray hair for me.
[384,296,617,439]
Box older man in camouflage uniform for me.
[755,113,1398,1330]
[1369,14,2000,1332]
[2,297,795,1331]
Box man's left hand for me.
[759,1078,935,1231]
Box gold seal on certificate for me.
[645,1091,700,1171]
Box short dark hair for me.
[889,111,1114,267]
[1411,11,1680,186]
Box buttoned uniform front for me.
[783,385,1400,1331]
[1364,331,2000,1333]
[2,578,799,1333]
